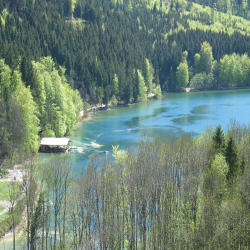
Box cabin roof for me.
[40,137,70,146]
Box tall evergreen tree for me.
[212,125,225,155]
[225,135,240,182]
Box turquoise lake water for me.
[38,89,250,168]
[66,89,250,168]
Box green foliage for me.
[0,60,39,153]
[190,73,206,89]
[0,186,26,238]
[190,72,215,90]
[109,94,118,108]
[32,57,82,137]
[176,61,189,89]
[182,50,188,61]
[13,71,40,152]
[0,54,82,160]
[194,54,201,75]
[112,74,119,96]
[1,0,250,162]
[112,144,127,164]
[212,125,225,154]
[152,84,162,97]
[0,9,8,28]
[0,0,250,105]
[0,59,11,100]
[199,41,213,74]
[0,182,21,200]
[137,69,147,100]
[225,135,240,182]
[31,124,250,249]
[0,205,4,212]
[32,61,47,124]
[219,53,250,87]
[203,153,228,201]
[41,129,55,138]
[144,58,154,93]
[30,192,44,249]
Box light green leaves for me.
[33,57,83,137]
[137,69,148,100]
[176,61,189,89]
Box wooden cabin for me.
[40,137,71,153]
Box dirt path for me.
[0,166,26,216]
[0,191,26,216]
[0,168,24,182]
[0,165,28,247]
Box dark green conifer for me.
[225,134,240,182]
[212,125,225,154]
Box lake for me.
[67,89,250,168]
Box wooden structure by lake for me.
[40,137,71,153]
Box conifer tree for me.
[225,135,240,182]
[212,125,225,155]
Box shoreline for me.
[79,86,250,123]
[79,95,162,123]
[185,86,250,92]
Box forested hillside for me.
[1,0,250,105]
[1,0,250,162]
[0,56,83,164]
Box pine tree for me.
[225,135,240,182]
[212,125,225,155]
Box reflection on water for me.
[38,89,250,169]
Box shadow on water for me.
[191,105,213,115]
[123,107,168,128]
[172,114,209,126]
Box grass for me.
[0,182,22,201]
[0,211,9,219]
[0,168,8,179]
[0,205,4,212]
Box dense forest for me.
[2,0,250,107]
[0,56,83,162]
[4,121,249,249]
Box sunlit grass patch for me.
[0,182,22,201]
[0,205,4,213]
[0,168,8,179]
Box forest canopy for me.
[1,0,250,106]
[0,56,82,164]
[11,121,250,249]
